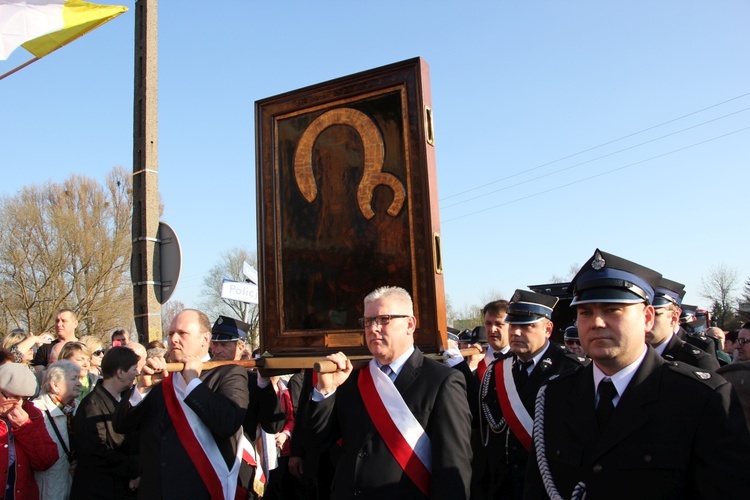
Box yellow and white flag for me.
[0,0,127,61]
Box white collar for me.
[593,345,648,405]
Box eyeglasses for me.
[93,349,106,356]
[736,338,750,347]
[1,391,30,402]
[564,339,581,346]
[357,315,410,327]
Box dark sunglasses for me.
[93,349,106,356]
[564,339,581,346]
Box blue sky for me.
[2,1,748,317]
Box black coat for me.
[113,365,248,499]
[661,334,720,371]
[524,346,750,499]
[306,348,473,500]
[480,342,586,499]
[71,383,139,499]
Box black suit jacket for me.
[113,365,248,499]
[481,342,585,499]
[661,334,720,371]
[524,346,750,499]
[306,348,472,500]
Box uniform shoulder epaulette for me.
[562,351,590,366]
[676,341,711,361]
[543,363,585,386]
[664,360,723,388]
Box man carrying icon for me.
[307,286,472,499]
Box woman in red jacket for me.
[0,362,59,499]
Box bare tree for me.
[0,167,133,336]
[161,299,185,336]
[549,263,580,283]
[199,248,260,349]
[700,263,739,329]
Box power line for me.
[440,92,750,203]
[441,106,750,210]
[443,125,750,223]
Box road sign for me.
[243,261,258,284]
[221,279,259,304]
[158,222,182,304]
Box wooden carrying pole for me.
[164,347,483,373]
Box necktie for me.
[515,359,533,384]
[380,364,395,382]
[596,379,618,430]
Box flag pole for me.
[0,57,41,81]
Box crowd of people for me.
[1,248,750,499]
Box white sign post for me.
[220,279,259,304]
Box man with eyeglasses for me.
[646,278,719,371]
[524,249,750,499]
[307,286,472,499]
[736,323,750,362]
[563,325,586,356]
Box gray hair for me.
[364,286,414,315]
[42,360,80,395]
[147,347,167,359]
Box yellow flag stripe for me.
[21,0,127,58]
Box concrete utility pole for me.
[131,0,161,344]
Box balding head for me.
[48,340,70,364]
[706,327,725,350]
[126,342,148,373]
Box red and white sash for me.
[162,373,241,499]
[476,348,497,380]
[357,360,432,496]
[494,357,533,451]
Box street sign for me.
[221,279,259,304]
[243,261,258,284]
[158,221,182,304]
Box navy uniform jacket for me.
[661,334,720,371]
[481,343,586,499]
[113,365,249,499]
[524,346,750,499]
[306,348,472,500]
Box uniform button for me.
[162,436,167,441]
[592,464,603,473]
[354,490,362,496]
[358,451,367,458]
[3,444,7,448]
[644,455,652,462]
[555,449,561,457]
[161,462,167,467]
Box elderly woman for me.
[59,341,98,404]
[33,360,81,500]
[0,362,59,498]
[79,335,105,378]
